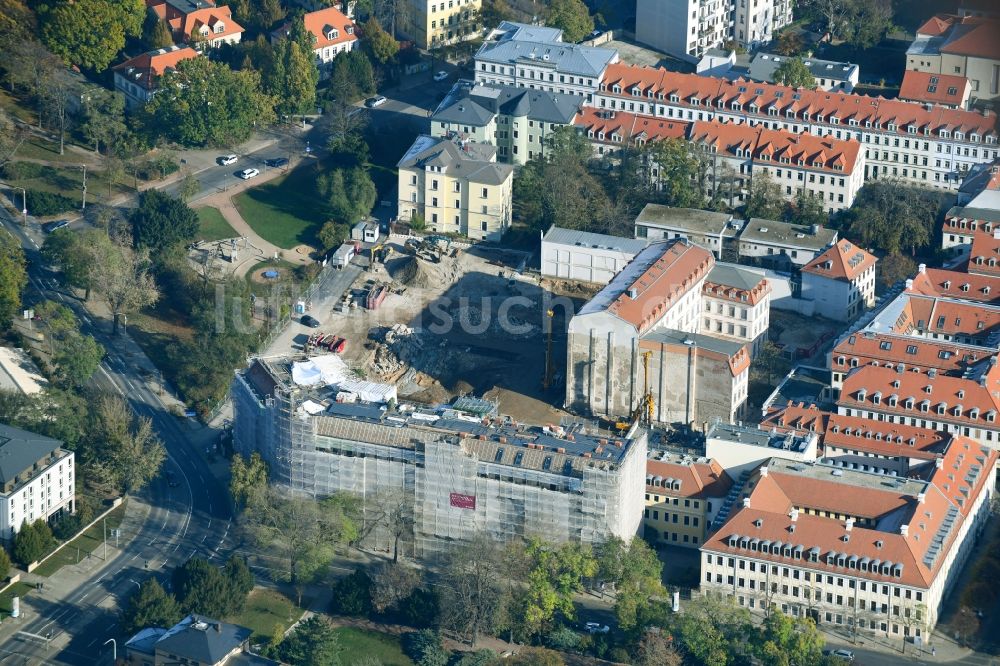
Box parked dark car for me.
[301,314,321,328]
[41,219,70,233]
[264,157,289,168]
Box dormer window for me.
[327,28,340,39]
[214,22,225,33]
[346,25,354,34]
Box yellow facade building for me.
[644,453,732,548]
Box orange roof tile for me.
[939,15,1000,60]
[702,274,770,306]
[599,62,999,141]
[916,14,955,37]
[891,293,1000,338]
[968,230,1000,276]
[830,330,990,375]
[604,240,715,333]
[274,6,357,50]
[898,71,970,107]
[112,46,198,91]
[906,267,1000,303]
[181,5,243,41]
[801,239,876,281]
[646,458,733,498]
[838,363,1000,426]
[690,120,862,175]
[575,107,689,145]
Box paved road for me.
[0,212,233,665]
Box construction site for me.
[301,237,600,425]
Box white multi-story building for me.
[633,205,736,258]
[270,6,356,75]
[0,424,75,542]
[800,240,877,322]
[112,46,199,111]
[702,449,997,639]
[737,218,838,269]
[594,63,1000,190]
[689,120,866,211]
[701,264,772,356]
[474,22,619,103]
[540,226,649,284]
[635,0,792,62]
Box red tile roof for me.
[274,6,357,50]
[968,230,1000,276]
[575,107,689,145]
[917,14,954,37]
[646,457,733,498]
[906,267,1000,303]
[599,62,999,141]
[838,363,1000,426]
[830,330,990,376]
[702,273,771,306]
[690,120,862,175]
[898,71,970,107]
[704,438,998,588]
[801,239,876,281]
[890,293,1000,339]
[112,46,198,91]
[938,15,1000,60]
[606,240,715,333]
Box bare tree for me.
[370,488,413,563]
[86,233,160,334]
[0,108,29,169]
[40,69,80,155]
[93,394,166,496]
[440,533,511,645]
[370,561,421,613]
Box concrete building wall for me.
[565,312,639,418]
[541,242,638,284]
[635,0,698,60]
[404,0,480,49]
[801,263,875,322]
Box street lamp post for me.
[103,638,116,661]
[15,187,26,225]
[80,164,87,211]
[121,313,127,336]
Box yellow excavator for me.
[616,350,655,434]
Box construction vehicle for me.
[615,351,655,433]
[368,243,392,264]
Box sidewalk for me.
[820,621,974,662]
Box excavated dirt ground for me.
[322,242,598,424]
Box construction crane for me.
[615,350,655,433]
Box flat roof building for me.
[737,218,838,269]
[540,225,648,285]
[748,53,859,92]
[634,205,736,258]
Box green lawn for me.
[229,588,302,641]
[0,582,34,614]
[195,206,238,242]
[232,163,328,250]
[33,503,126,578]
[6,163,130,211]
[332,627,414,666]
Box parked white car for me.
[218,154,238,165]
[237,168,259,180]
[433,70,449,81]
[583,622,610,634]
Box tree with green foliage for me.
[12,519,56,567]
[172,557,232,616]
[844,179,938,255]
[79,88,128,155]
[476,0,513,31]
[744,171,785,221]
[597,537,664,631]
[230,451,268,510]
[147,17,173,49]
[508,648,565,666]
[846,0,893,48]
[225,555,255,599]
[753,611,826,666]
[266,22,320,118]
[53,331,105,387]
[673,594,753,666]
[876,252,917,293]
[363,18,399,64]
[403,629,450,666]
[318,220,349,253]
[330,568,373,616]
[785,190,827,228]
[517,539,597,637]
[121,579,182,634]
[42,228,95,299]
[328,50,376,103]
[0,547,10,581]
[370,561,420,614]
[318,166,377,224]
[278,616,341,666]
[774,31,804,56]
[773,57,816,89]
[643,138,706,209]
[132,189,200,253]
[454,650,499,666]
[179,172,201,202]
[142,56,276,147]
[0,232,26,328]
[440,534,510,645]
[93,394,165,496]
[545,0,594,43]
[636,629,682,666]
[398,586,440,629]
[38,0,145,71]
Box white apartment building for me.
[270,6,356,74]
[635,0,792,62]
[634,205,736,258]
[689,120,866,211]
[474,22,619,103]
[801,240,877,321]
[540,226,648,284]
[112,46,199,111]
[702,451,997,639]
[748,53,859,92]
[737,218,838,268]
[0,424,75,542]
[397,135,513,241]
[702,263,772,356]
[595,63,1000,190]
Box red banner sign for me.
[450,492,476,510]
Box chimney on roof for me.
[811,224,821,235]
[900,524,909,537]
[905,278,914,290]
[760,466,769,477]
[628,287,638,299]
[845,517,854,532]
[214,623,222,633]
[790,508,799,522]
[918,263,926,274]
[917,491,926,504]
[935,457,944,469]
[742,497,751,508]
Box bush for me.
[545,624,581,651]
[52,513,83,541]
[402,629,449,666]
[1,162,47,180]
[330,569,372,617]
[398,587,439,628]
[26,190,76,216]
